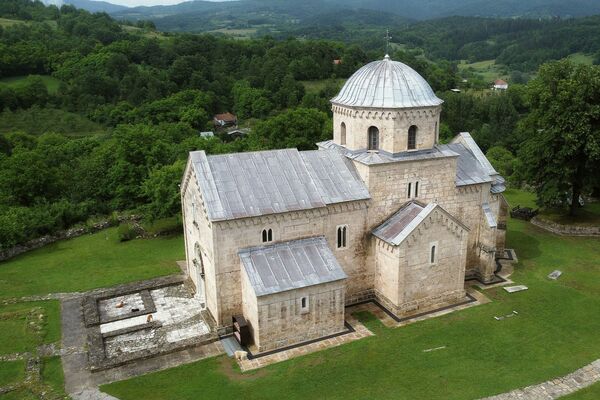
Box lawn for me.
[0,227,183,299]
[0,360,24,387]
[0,75,62,94]
[41,356,67,397]
[0,17,25,28]
[504,188,600,226]
[102,205,600,399]
[0,107,107,137]
[0,301,61,355]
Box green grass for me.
[458,59,508,83]
[102,209,600,399]
[0,227,183,299]
[0,360,24,387]
[504,188,600,226]
[567,53,595,66]
[563,381,600,399]
[41,356,67,397]
[0,301,61,355]
[503,188,537,209]
[0,75,62,94]
[301,78,346,94]
[0,107,106,137]
[0,18,25,28]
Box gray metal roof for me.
[300,150,370,204]
[190,148,369,222]
[317,140,459,165]
[482,203,497,228]
[439,143,494,186]
[373,201,470,246]
[239,236,347,297]
[331,55,443,109]
[372,202,428,246]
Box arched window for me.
[262,228,273,243]
[300,296,309,313]
[336,225,348,249]
[194,243,205,278]
[408,125,417,150]
[340,122,346,145]
[430,243,437,264]
[368,126,379,150]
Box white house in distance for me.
[181,54,508,353]
[493,79,509,90]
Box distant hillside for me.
[42,0,128,13]
[111,0,600,28]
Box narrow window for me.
[368,126,379,150]
[340,122,346,145]
[407,182,412,199]
[268,228,273,242]
[415,181,419,198]
[430,245,436,264]
[336,225,348,249]
[300,296,309,313]
[408,125,417,150]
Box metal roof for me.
[439,143,494,186]
[317,140,459,165]
[240,236,347,297]
[482,203,497,228]
[190,148,369,222]
[373,201,469,246]
[331,55,443,109]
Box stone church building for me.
[181,55,507,352]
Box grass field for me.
[567,53,595,66]
[102,192,600,399]
[0,17,25,28]
[301,78,346,94]
[458,59,508,83]
[0,75,62,94]
[0,301,61,355]
[0,107,106,137]
[0,227,183,299]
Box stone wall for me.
[210,201,369,328]
[241,274,346,353]
[332,105,441,153]
[374,206,467,315]
[181,160,217,316]
[531,217,600,236]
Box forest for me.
[0,0,598,249]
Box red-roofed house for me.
[493,79,508,90]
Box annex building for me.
[181,55,508,353]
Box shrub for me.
[117,222,137,242]
[141,217,182,237]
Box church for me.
[180,55,508,353]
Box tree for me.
[249,108,330,151]
[520,60,600,215]
[142,160,186,220]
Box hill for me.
[110,0,600,30]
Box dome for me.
[331,55,443,109]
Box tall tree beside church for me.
[520,60,600,215]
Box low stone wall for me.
[0,215,140,263]
[531,216,600,236]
